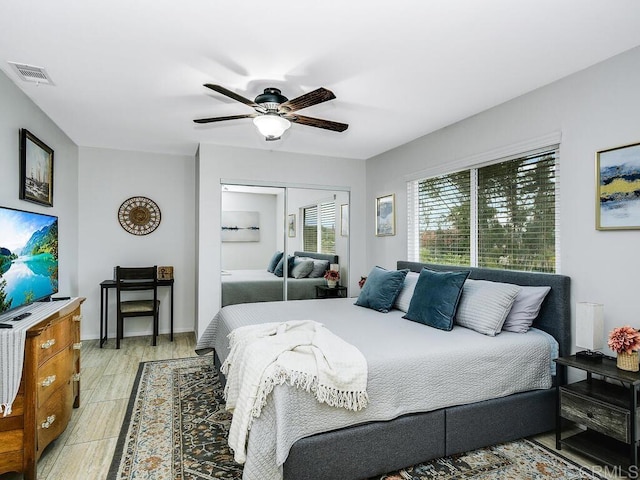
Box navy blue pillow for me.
[355,266,409,313]
[273,255,294,277]
[267,251,284,273]
[403,268,470,330]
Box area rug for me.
[108,356,605,480]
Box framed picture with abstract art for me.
[221,211,260,241]
[340,204,349,236]
[19,128,54,207]
[375,193,395,236]
[596,142,640,230]
[288,214,296,237]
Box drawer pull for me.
[72,373,81,381]
[41,375,57,387]
[73,314,83,322]
[41,338,56,350]
[73,342,82,350]
[41,415,56,429]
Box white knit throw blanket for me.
[221,320,368,464]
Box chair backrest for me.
[116,266,158,303]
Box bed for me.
[221,251,339,306]
[198,261,570,480]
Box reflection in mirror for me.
[220,184,286,306]
[220,183,349,307]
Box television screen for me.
[0,206,58,314]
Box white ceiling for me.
[1,1,640,160]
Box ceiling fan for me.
[194,84,348,141]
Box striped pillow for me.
[393,271,420,312]
[455,279,521,336]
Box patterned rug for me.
[108,356,605,480]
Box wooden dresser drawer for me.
[560,387,629,443]
[37,346,75,408]
[37,379,74,453]
[37,315,74,366]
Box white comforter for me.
[196,298,557,480]
[222,320,368,463]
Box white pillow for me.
[455,279,521,336]
[393,271,420,312]
[502,286,551,333]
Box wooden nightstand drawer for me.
[560,387,630,443]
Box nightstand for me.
[315,285,347,299]
[555,355,640,475]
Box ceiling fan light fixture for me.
[253,114,291,140]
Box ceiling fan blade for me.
[193,113,257,124]
[288,114,348,132]
[278,88,336,113]
[203,84,259,109]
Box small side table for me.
[555,354,640,476]
[315,285,347,299]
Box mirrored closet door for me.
[220,183,349,307]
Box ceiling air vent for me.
[8,62,54,85]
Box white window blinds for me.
[408,147,558,273]
[303,201,336,254]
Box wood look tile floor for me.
[0,333,626,480]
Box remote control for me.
[0,323,13,329]
[12,312,32,321]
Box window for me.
[408,148,558,273]
[303,202,336,254]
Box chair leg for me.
[116,315,121,349]
[152,313,158,346]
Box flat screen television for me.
[0,205,58,314]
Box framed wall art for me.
[288,214,296,237]
[19,128,54,207]
[340,204,349,236]
[596,142,640,230]
[221,211,260,242]
[375,193,395,236]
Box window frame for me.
[408,145,560,273]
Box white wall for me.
[77,146,195,341]
[221,191,278,270]
[196,145,366,338]
[0,70,79,302]
[366,45,640,356]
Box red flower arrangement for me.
[608,326,640,354]
[324,269,340,281]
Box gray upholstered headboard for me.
[294,251,339,265]
[397,261,571,358]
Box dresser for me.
[0,298,84,479]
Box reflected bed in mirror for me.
[221,251,337,306]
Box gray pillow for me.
[502,286,551,333]
[300,258,329,278]
[291,260,314,279]
[393,271,419,312]
[455,279,521,336]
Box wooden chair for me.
[115,266,160,349]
